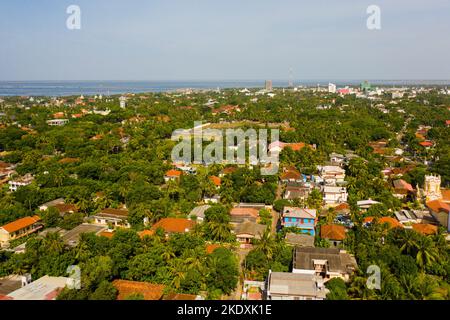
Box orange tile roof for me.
[419,141,433,147]
[163,293,198,300]
[334,203,350,212]
[364,216,403,229]
[393,179,414,192]
[113,280,165,300]
[285,142,307,151]
[138,229,155,238]
[0,215,41,233]
[100,208,129,217]
[53,203,78,213]
[230,207,259,218]
[165,169,182,177]
[151,218,195,234]
[412,223,438,235]
[99,231,114,239]
[90,134,104,141]
[320,224,347,241]
[426,200,450,213]
[441,189,450,202]
[58,157,80,164]
[280,170,301,180]
[415,133,425,141]
[205,244,221,254]
[209,175,221,187]
[221,166,237,174]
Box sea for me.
[0,80,449,97]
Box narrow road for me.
[229,248,251,300]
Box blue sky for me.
[1,0,449,81]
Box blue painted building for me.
[282,207,317,236]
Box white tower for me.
[424,174,442,201]
[328,83,337,94]
[119,96,127,109]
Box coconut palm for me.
[42,232,64,254]
[207,220,232,242]
[254,227,275,260]
[415,237,438,270]
[398,229,419,255]
[169,259,187,289]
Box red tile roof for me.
[151,218,195,234]
[0,215,41,233]
[113,280,165,300]
[320,224,347,240]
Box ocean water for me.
[0,81,267,97]
[0,80,449,97]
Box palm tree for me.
[207,221,232,242]
[325,208,336,224]
[415,237,438,270]
[43,232,64,254]
[76,198,90,214]
[169,259,187,290]
[398,229,419,255]
[161,247,176,262]
[254,227,275,260]
[347,275,377,300]
[75,235,91,262]
[413,274,446,300]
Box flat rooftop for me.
[0,276,22,296]
[62,224,105,246]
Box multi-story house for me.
[0,216,42,248]
[8,173,34,192]
[317,165,345,186]
[282,207,317,236]
[323,186,348,205]
[292,247,357,282]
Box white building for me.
[328,83,336,94]
[8,173,34,192]
[266,271,327,300]
[3,275,70,300]
[317,165,346,185]
[46,119,69,126]
[323,186,348,205]
[119,96,127,108]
